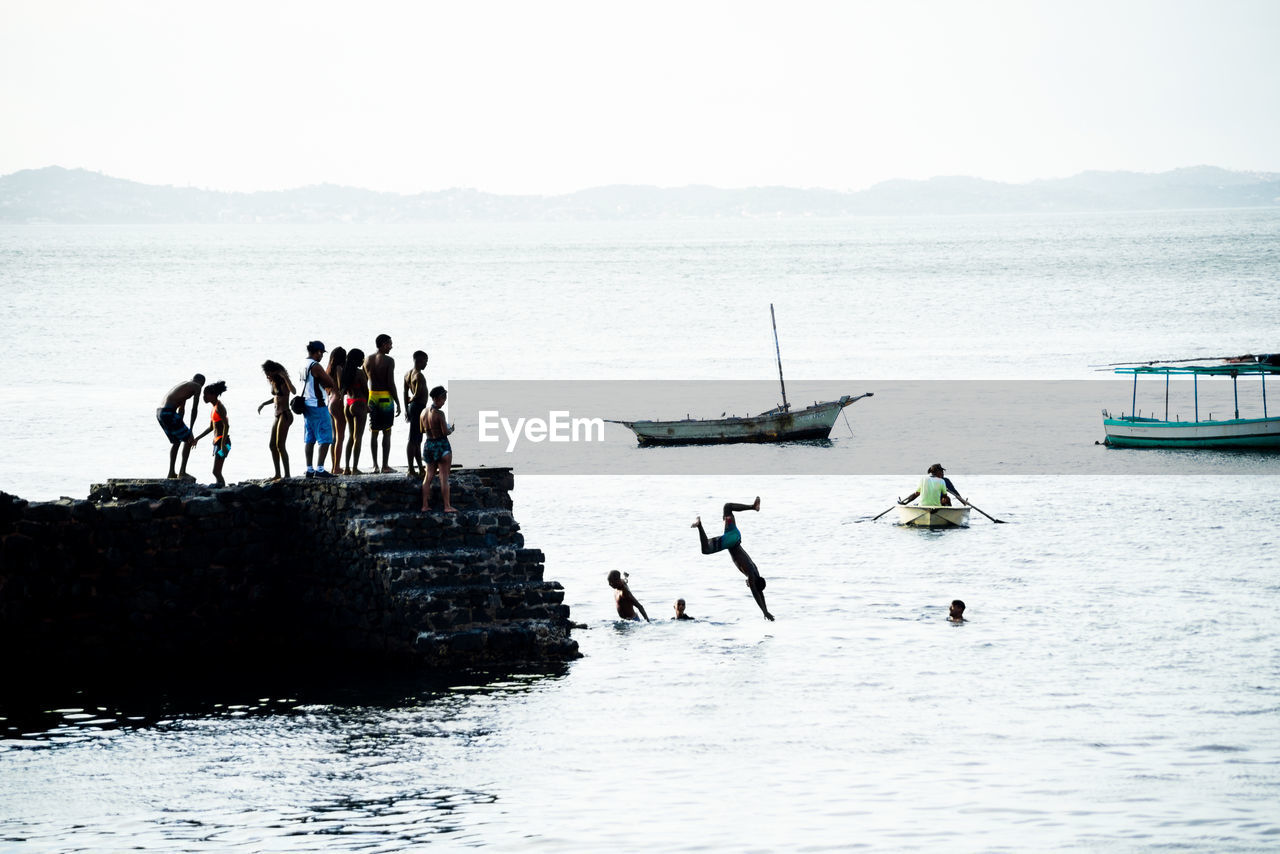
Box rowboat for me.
[609,303,873,446]
[610,394,872,446]
[1102,357,1280,449]
[896,504,971,528]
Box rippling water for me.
[1,212,1279,851]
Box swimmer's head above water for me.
[948,599,966,622]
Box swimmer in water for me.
[947,599,967,623]
[672,598,694,620]
[607,570,649,622]
[691,497,774,621]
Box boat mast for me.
[770,303,789,412]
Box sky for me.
[2,0,1278,194]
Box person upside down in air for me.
[691,497,774,621]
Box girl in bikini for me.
[325,347,347,475]
[193,381,230,487]
[256,360,296,480]
[419,386,457,513]
[342,348,368,475]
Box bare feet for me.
[690,516,701,528]
[381,466,394,473]
[166,473,178,480]
[753,496,761,511]
[443,506,458,513]
[351,467,363,475]
[180,473,196,483]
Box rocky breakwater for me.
[0,469,578,676]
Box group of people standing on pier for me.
[155,336,457,512]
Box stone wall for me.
[0,469,578,674]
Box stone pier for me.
[0,469,578,674]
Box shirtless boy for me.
[607,570,650,621]
[156,373,205,480]
[403,350,429,479]
[365,333,402,473]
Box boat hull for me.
[896,505,971,528]
[1103,415,1280,449]
[615,394,870,446]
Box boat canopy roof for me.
[1114,363,1280,376]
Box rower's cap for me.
[929,463,945,474]
[307,340,326,353]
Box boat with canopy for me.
[1101,355,1280,448]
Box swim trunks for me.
[422,436,452,463]
[704,524,742,553]
[212,436,231,459]
[303,403,334,445]
[156,407,193,443]
[407,398,426,435]
[369,389,394,431]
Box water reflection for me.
[0,663,569,745]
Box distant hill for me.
[2,165,1278,223]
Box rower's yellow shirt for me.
[917,476,947,506]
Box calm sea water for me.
[1,211,1279,851]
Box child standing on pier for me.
[419,386,456,513]
[193,381,230,487]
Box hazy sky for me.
[2,0,1278,194]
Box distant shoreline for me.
[3,165,1279,224]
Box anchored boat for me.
[896,504,971,528]
[611,394,873,446]
[1101,356,1280,449]
[609,304,873,446]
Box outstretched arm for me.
[944,477,967,504]
[899,491,920,504]
[627,592,650,622]
[751,585,774,621]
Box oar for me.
[965,501,1006,524]
[869,504,898,521]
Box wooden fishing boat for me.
[896,504,971,528]
[610,394,872,446]
[609,304,873,446]
[1101,358,1280,449]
